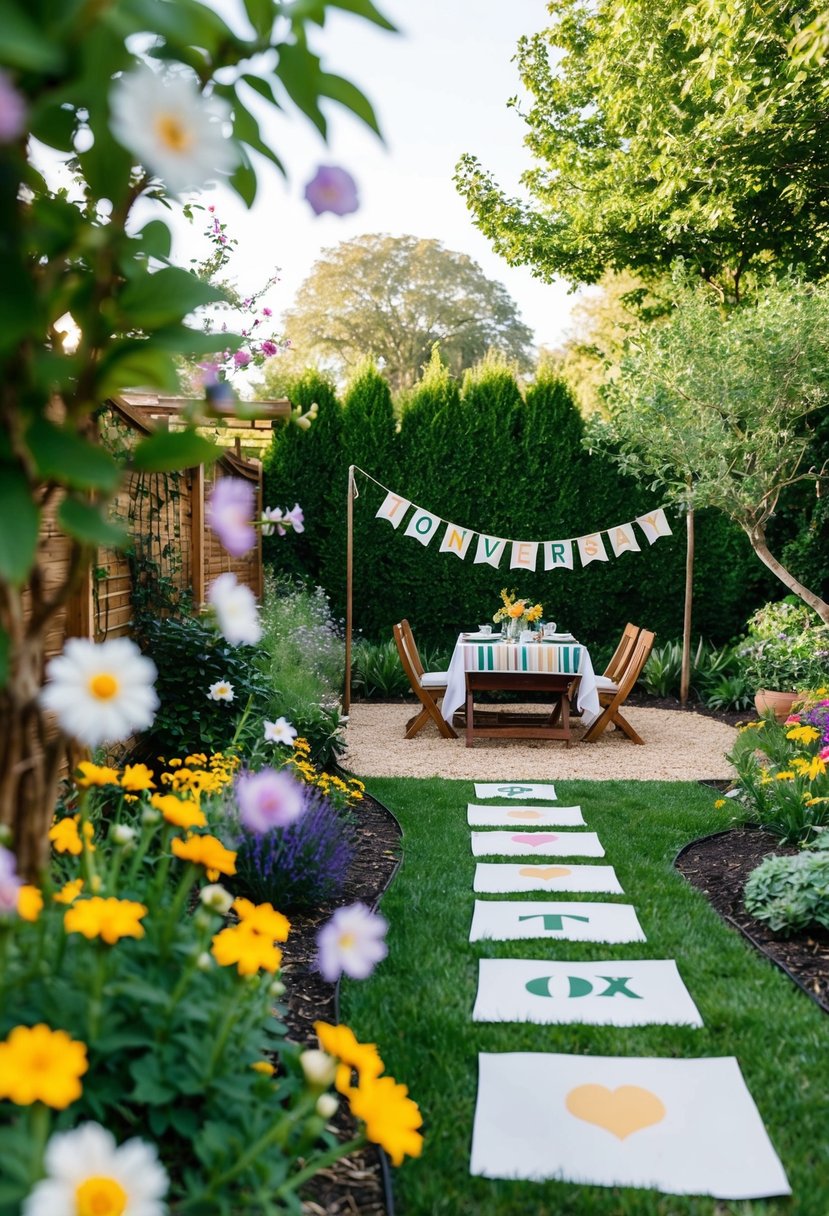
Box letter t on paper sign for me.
[439,522,473,560]
[375,491,411,529]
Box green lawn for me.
[341,778,829,1215]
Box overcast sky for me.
[171,0,582,356]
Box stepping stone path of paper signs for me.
[465,781,790,1201]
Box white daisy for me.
[110,63,237,196]
[40,638,158,748]
[207,679,235,702]
[23,1121,168,1216]
[263,716,297,745]
[207,573,262,646]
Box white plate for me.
[542,633,576,642]
[464,631,497,641]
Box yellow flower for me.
[526,602,543,622]
[714,799,726,809]
[251,1060,275,1076]
[64,897,147,944]
[775,771,795,781]
[75,761,121,788]
[0,1024,88,1108]
[120,763,156,792]
[150,793,206,829]
[792,755,826,781]
[786,725,820,745]
[172,833,237,880]
[49,816,83,855]
[185,753,208,766]
[805,795,829,807]
[211,923,283,975]
[53,878,84,905]
[314,1021,384,1095]
[233,898,291,941]
[17,885,43,922]
[347,1073,424,1166]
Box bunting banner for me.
[369,470,673,572]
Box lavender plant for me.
[233,786,355,910]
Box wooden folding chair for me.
[600,622,641,685]
[393,620,457,739]
[581,628,655,744]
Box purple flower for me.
[283,503,304,534]
[236,768,305,834]
[261,339,279,357]
[0,71,26,143]
[303,165,359,217]
[206,477,256,557]
[233,349,251,367]
[262,307,272,317]
[316,902,388,982]
[0,845,23,917]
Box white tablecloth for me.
[442,635,601,726]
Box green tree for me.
[455,0,829,302]
[277,234,535,394]
[592,277,829,622]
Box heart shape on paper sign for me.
[565,1084,666,1140]
[507,810,542,820]
[519,865,571,880]
[511,833,559,846]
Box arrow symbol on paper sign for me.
[518,913,590,932]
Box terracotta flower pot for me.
[754,688,799,722]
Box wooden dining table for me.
[441,633,601,748]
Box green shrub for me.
[350,637,452,699]
[737,599,829,691]
[139,615,269,756]
[744,834,829,935]
[639,638,748,707]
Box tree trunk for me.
[680,507,694,705]
[747,522,829,624]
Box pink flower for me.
[0,846,23,917]
[821,746,829,762]
[303,165,359,217]
[233,349,251,367]
[784,715,800,725]
[283,503,304,534]
[316,902,388,982]
[236,768,305,834]
[261,340,279,357]
[260,507,284,537]
[262,307,272,317]
[0,71,26,143]
[206,478,256,557]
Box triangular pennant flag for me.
[510,541,538,571]
[375,490,411,529]
[608,522,641,558]
[403,507,441,546]
[576,533,609,566]
[636,508,673,545]
[543,540,574,571]
[439,522,474,560]
[474,534,507,568]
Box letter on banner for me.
[609,523,640,558]
[439,522,473,560]
[510,541,538,571]
[474,534,507,568]
[404,507,440,546]
[543,540,574,571]
[375,491,411,529]
[576,533,609,566]
[635,508,673,545]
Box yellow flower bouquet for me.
[493,589,544,636]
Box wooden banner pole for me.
[680,505,694,706]
[343,465,356,714]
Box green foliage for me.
[138,615,269,757]
[0,776,354,1212]
[455,0,829,301]
[727,693,829,843]
[640,638,751,709]
[744,835,829,936]
[257,576,346,766]
[277,234,534,393]
[737,600,829,691]
[264,358,767,652]
[351,639,410,698]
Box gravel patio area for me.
[341,701,738,782]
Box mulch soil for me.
[284,697,825,1214]
[279,792,402,1216]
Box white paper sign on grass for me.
[470,1053,790,1199]
[469,900,646,944]
[471,831,604,858]
[467,804,584,827]
[474,862,623,895]
[474,782,557,801]
[473,959,703,1027]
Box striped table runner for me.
[463,641,583,676]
